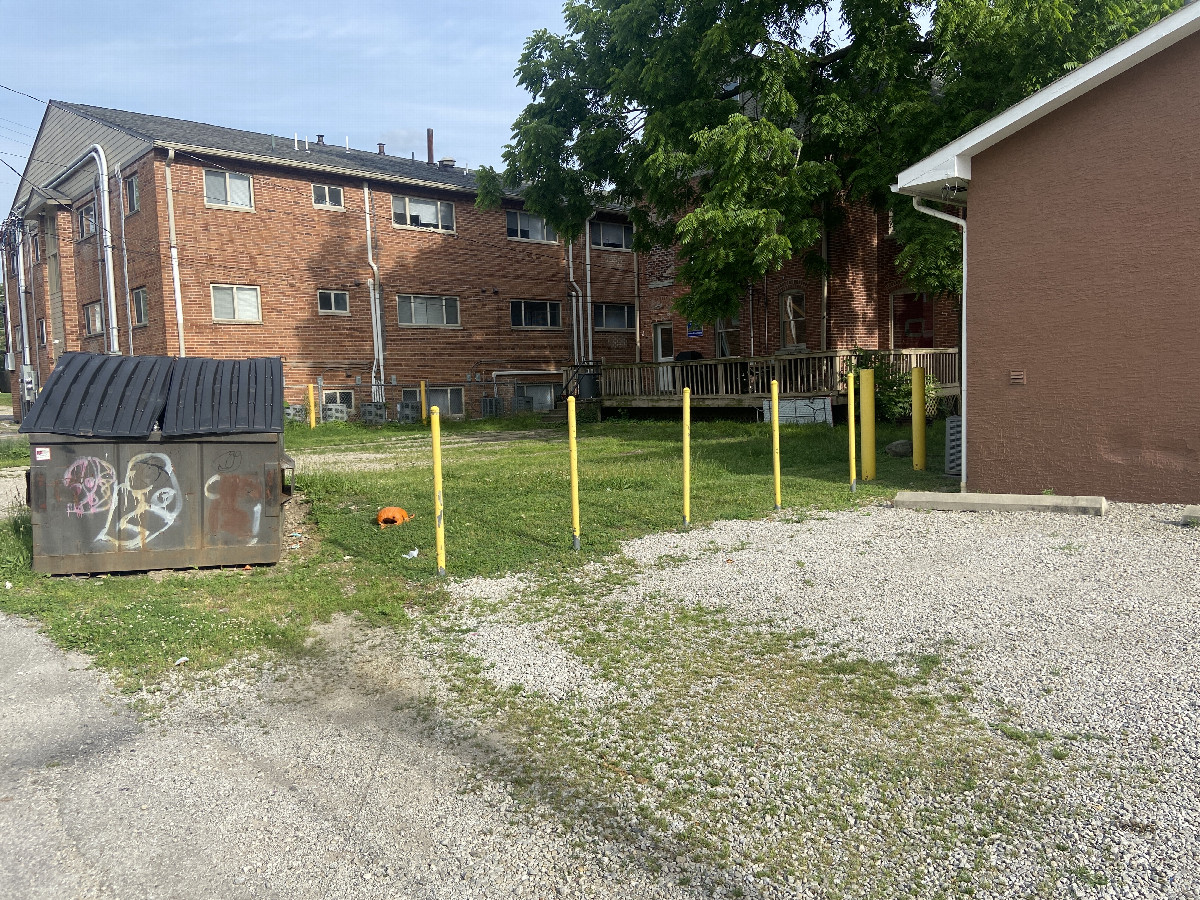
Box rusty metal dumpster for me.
[21,352,291,575]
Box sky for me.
[0,0,574,212]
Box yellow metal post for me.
[307,384,317,429]
[848,370,857,492]
[860,367,876,482]
[912,366,926,471]
[770,379,782,511]
[431,405,446,577]
[420,381,428,425]
[682,387,691,530]
[567,396,581,551]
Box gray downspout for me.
[820,202,829,351]
[115,167,134,355]
[633,248,641,363]
[164,149,187,357]
[363,182,384,401]
[567,242,582,364]
[16,230,31,375]
[584,217,594,362]
[911,196,967,491]
[0,239,13,369]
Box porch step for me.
[541,407,568,424]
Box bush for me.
[847,349,941,423]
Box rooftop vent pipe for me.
[316,134,324,145]
[427,129,434,165]
[378,143,386,155]
[438,158,456,170]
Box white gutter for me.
[16,232,30,367]
[164,150,186,356]
[567,242,582,364]
[584,217,594,362]
[115,167,134,355]
[910,196,967,491]
[49,145,120,354]
[363,182,384,401]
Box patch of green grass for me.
[282,413,548,451]
[0,436,29,468]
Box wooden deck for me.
[594,349,959,408]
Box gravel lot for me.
[2,501,1197,899]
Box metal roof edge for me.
[896,2,1200,195]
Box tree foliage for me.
[479,0,1181,322]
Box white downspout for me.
[0,240,14,367]
[633,248,641,362]
[115,167,134,355]
[363,182,384,401]
[911,196,967,491]
[164,150,186,356]
[16,231,30,368]
[820,203,829,351]
[92,147,120,354]
[567,242,582,364]
[584,217,594,363]
[747,282,755,357]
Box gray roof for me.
[57,102,481,194]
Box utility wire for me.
[0,82,43,103]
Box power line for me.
[0,82,43,103]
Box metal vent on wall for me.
[1010,370,1026,385]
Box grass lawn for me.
[0,416,951,688]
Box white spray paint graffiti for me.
[63,457,117,516]
[95,452,183,549]
[204,472,262,545]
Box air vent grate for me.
[1010,370,1027,385]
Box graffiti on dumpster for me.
[95,452,183,549]
[204,450,263,545]
[63,457,117,517]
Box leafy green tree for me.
[479,0,1181,322]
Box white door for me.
[653,323,674,392]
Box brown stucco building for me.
[896,3,1200,503]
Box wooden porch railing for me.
[599,349,959,400]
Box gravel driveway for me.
[2,502,1197,899]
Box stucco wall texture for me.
[966,30,1200,503]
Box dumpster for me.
[21,352,292,575]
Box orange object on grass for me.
[377,507,413,528]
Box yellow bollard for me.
[848,370,857,492]
[420,381,428,425]
[431,405,446,577]
[567,396,581,551]
[770,379,782,511]
[682,387,691,530]
[860,367,876,482]
[912,366,926,471]
[307,384,317,430]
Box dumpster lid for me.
[20,352,283,438]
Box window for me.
[125,174,140,214]
[30,230,41,263]
[37,319,46,347]
[132,287,149,326]
[318,290,350,315]
[204,169,253,209]
[77,202,96,238]
[590,221,633,250]
[83,301,104,336]
[312,184,344,210]
[405,387,463,416]
[781,292,805,349]
[593,303,635,330]
[506,210,557,242]
[398,294,459,327]
[211,284,262,322]
[510,300,561,328]
[323,390,355,409]
[392,195,454,231]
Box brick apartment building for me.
[2,101,954,418]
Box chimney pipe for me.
[427,128,434,165]
[316,134,325,145]
[378,143,386,155]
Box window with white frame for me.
[323,389,355,409]
[37,319,46,347]
[132,287,149,326]
[398,294,459,326]
[312,184,344,210]
[125,174,140,214]
[590,220,633,250]
[30,229,41,263]
[204,169,253,209]
[77,201,96,238]
[780,292,805,349]
[506,210,557,242]
[510,299,561,328]
[318,290,350,315]
[211,284,262,322]
[83,301,104,336]
[593,303,635,330]
[391,195,454,231]
[403,386,463,417]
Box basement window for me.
[323,389,355,410]
[312,184,344,210]
[404,386,463,417]
[318,290,350,315]
[204,169,254,209]
[392,195,454,231]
